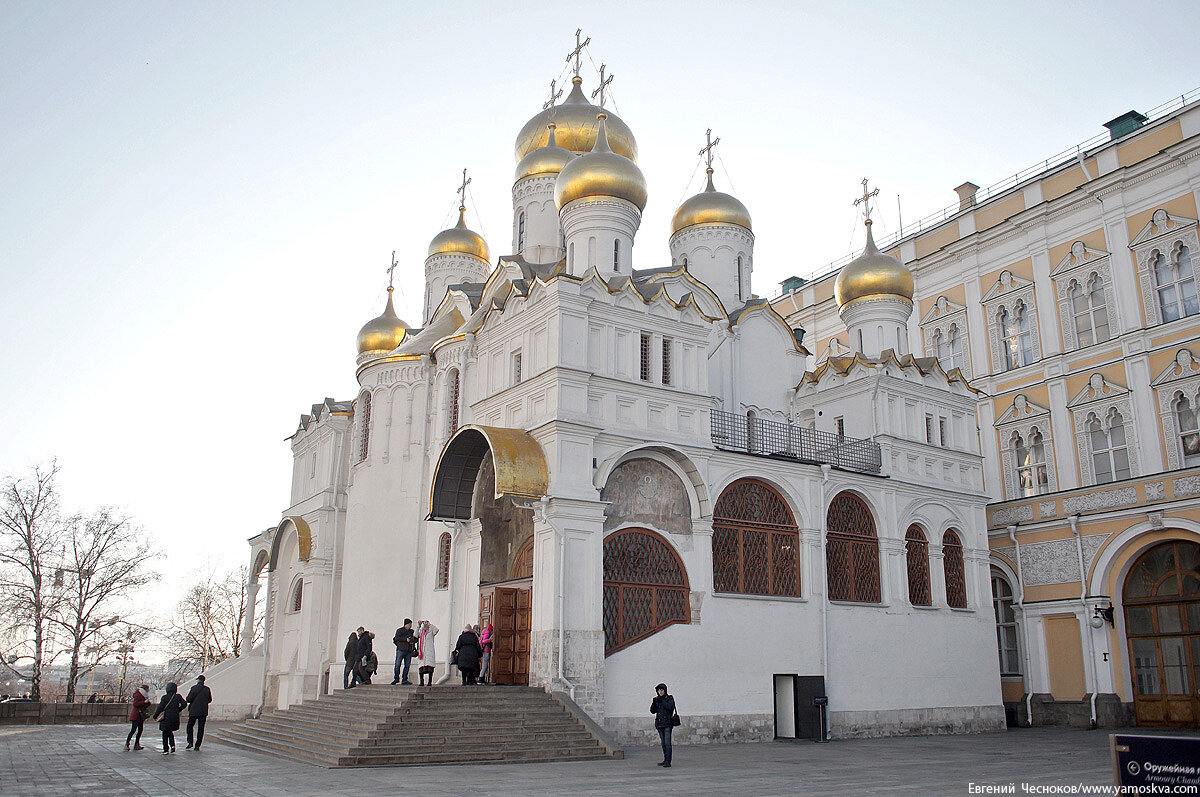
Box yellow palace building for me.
[773,91,1200,729]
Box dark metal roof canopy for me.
[430,428,490,521]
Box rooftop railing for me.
[711,410,883,475]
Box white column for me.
[1046,376,1079,490]
[240,580,261,656]
[1031,250,1061,357]
[1124,350,1166,473]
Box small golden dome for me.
[514,124,575,182]
[427,206,490,262]
[554,114,648,211]
[515,77,637,162]
[356,286,410,355]
[834,221,914,307]
[671,169,752,234]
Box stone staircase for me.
[214,684,619,767]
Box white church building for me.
[207,51,1005,744]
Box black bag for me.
[671,711,681,727]
[450,650,459,666]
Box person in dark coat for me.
[391,619,417,685]
[184,675,212,751]
[124,685,151,751]
[344,628,362,689]
[453,625,483,685]
[354,631,377,684]
[151,682,187,755]
[650,683,676,767]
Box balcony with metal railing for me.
[710,410,883,475]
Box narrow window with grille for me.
[925,414,934,444]
[943,529,967,608]
[435,532,451,590]
[834,417,844,438]
[639,333,651,381]
[613,238,620,272]
[512,352,522,385]
[939,417,948,447]
[447,370,460,436]
[357,392,371,463]
[290,580,303,612]
[661,338,672,385]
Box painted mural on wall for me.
[601,458,692,535]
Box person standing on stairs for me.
[416,620,438,686]
[151,682,187,755]
[651,683,677,768]
[184,675,212,751]
[454,625,483,685]
[479,622,493,685]
[355,630,377,684]
[344,627,362,689]
[392,619,416,685]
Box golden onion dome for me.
[834,220,914,307]
[356,286,410,355]
[554,114,648,211]
[514,124,575,182]
[427,206,490,262]
[671,168,752,234]
[515,76,637,162]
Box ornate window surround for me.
[1068,374,1139,486]
[1051,241,1116,351]
[355,390,372,465]
[920,295,971,378]
[982,270,1042,372]
[995,394,1058,499]
[1130,209,1200,326]
[1152,348,1200,470]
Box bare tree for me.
[0,461,66,701]
[167,567,260,676]
[51,508,158,702]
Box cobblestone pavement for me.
[0,723,1182,796]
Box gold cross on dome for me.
[387,250,397,288]
[543,78,563,110]
[456,168,471,207]
[698,128,721,169]
[591,64,613,107]
[566,28,591,78]
[853,177,879,222]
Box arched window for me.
[736,255,743,301]
[569,242,575,270]
[937,324,965,372]
[357,392,371,463]
[1013,430,1048,497]
[681,255,687,268]
[1000,302,1033,370]
[991,568,1020,675]
[290,579,303,612]
[511,536,534,579]
[1154,245,1199,323]
[1175,393,1200,466]
[517,211,526,252]
[932,329,945,362]
[435,531,451,590]
[905,525,931,606]
[943,529,967,608]
[613,238,620,272]
[1070,273,1110,347]
[603,528,690,655]
[1087,408,1131,484]
[712,479,800,597]
[587,236,597,269]
[825,492,880,603]
[446,369,460,436]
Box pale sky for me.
[2,1,1198,661]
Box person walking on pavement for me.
[124,684,151,751]
[151,682,187,755]
[344,627,362,689]
[184,675,212,751]
[651,683,677,768]
[416,620,438,686]
[392,619,417,685]
[454,625,483,685]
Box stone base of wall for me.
[829,705,1007,739]
[0,703,129,725]
[606,713,774,746]
[1009,694,1133,729]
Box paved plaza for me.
[0,722,1159,796]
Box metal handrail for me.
[710,410,882,475]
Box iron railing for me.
[710,410,883,475]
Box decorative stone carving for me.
[1146,481,1166,501]
[1129,210,1200,327]
[1050,242,1116,352]
[993,534,1108,586]
[992,504,1034,526]
[1067,374,1140,485]
[1039,501,1058,518]
[1148,511,1165,529]
[600,458,692,535]
[1174,474,1200,498]
[1062,486,1138,514]
[982,270,1041,373]
[1151,348,1200,471]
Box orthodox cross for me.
[566,28,590,78]
[698,128,720,169]
[854,177,879,222]
[387,250,397,288]
[456,168,471,208]
[590,64,613,107]
[543,78,563,110]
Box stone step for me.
[250,713,385,734]
[218,728,347,764]
[347,738,604,757]
[357,729,596,747]
[342,748,611,767]
[236,721,370,749]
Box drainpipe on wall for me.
[538,497,576,701]
[1007,524,1034,727]
[819,464,832,740]
[436,520,465,685]
[1070,514,1099,729]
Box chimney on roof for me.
[954,182,979,211]
[1104,110,1148,141]
[780,275,807,294]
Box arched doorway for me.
[1122,539,1200,726]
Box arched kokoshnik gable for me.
[428,425,549,521]
[268,516,313,572]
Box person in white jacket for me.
[416,621,439,686]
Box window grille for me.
[1154,246,1199,323]
[943,529,967,608]
[737,256,743,301]
[834,417,844,438]
[939,418,948,447]
[1087,408,1131,484]
[712,479,800,597]
[1176,394,1200,466]
[357,392,371,463]
[639,333,651,381]
[290,580,303,612]
[447,370,460,435]
[661,338,672,385]
[435,531,451,590]
[512,352,522,385]
[1014,430,1048,497]
[905,525,931,606]
[517,211,526,252]
[925,414,934,444]
[991,568,1021,675]
[603,528,690,655]
[1070,273,1110,347]
[613,238,620,272]
[825,492,880,603]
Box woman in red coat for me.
[125,685,151,751]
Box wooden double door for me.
[479,578,531,685]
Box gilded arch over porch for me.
[429,425,549,521]
[268,516,312,571]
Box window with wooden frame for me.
[826,492,880,603]
[357,392,371,463]
[943,529,967,608]
[905,525,931,606]
[435,531,451,590]
[639,333,651,381]
[447,369,460,436]
[603,528,690,655]
[290,579,303,613]
[712,479,800,597]
[991,568,1021,675]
